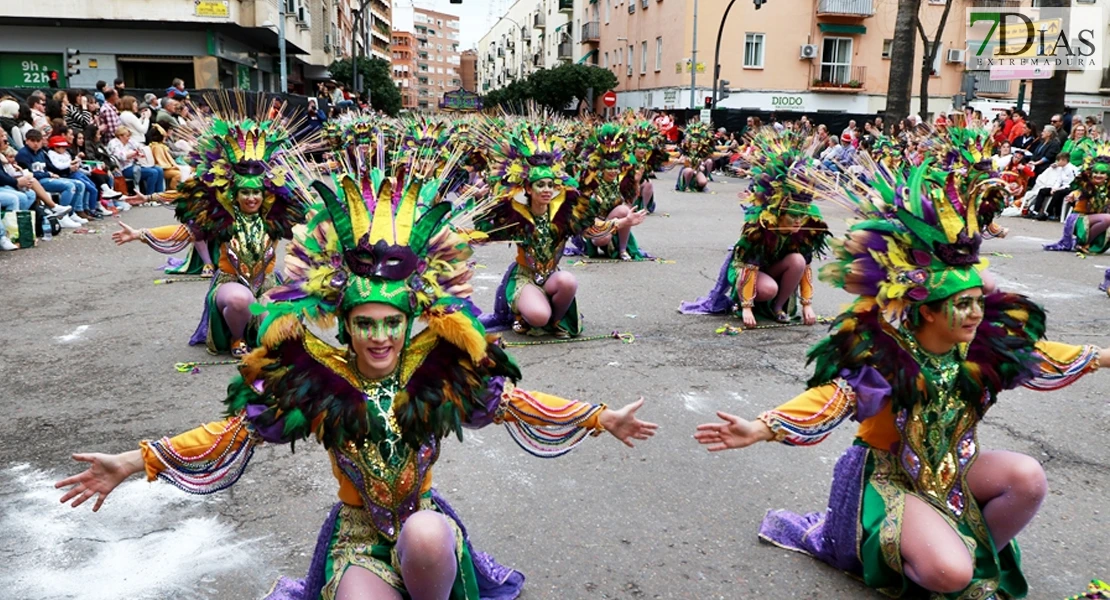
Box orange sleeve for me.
[736,264,758,308]
[757,381,857,446]
[139,416,259,493]
[494,384,606,457]
[1024,342,1100,391]
[139,224,193,254]
[799,264,815,305]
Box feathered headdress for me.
[481,123,575,204]
[579,123,629,171]
[681,120,718,163]
[809,157,990,325]
[744,130,821,226]
[175,112,309,242]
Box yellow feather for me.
[426,310,487,364]
[934,197,965,243]
[369,177,395,244]
[260,314,304,348]
[395,180,419,246]
[341,176,372,242]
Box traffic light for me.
[66,48,81,78]
[754,0,768,8]
[961,72,977,102]
[704,96,712,109]
[719,79,731,101]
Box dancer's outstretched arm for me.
[695,381,854,450]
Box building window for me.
[605,0,611,23]
[641,41,648,74]
[655,36,662,71]
[820,37,852,84]
[744,33,764,68]
[604,51,609,68]
[882,39,893,59]
[627,44,634,76]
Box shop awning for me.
[818,23,866,34]
[578,49,598,64]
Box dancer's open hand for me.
[55,450,144,512]
[600,398,659,447]
[802,305,817,326]
[625,209,648,228]
[111,221,141,246]
[694,412,773,451]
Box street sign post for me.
[602,90,617,107]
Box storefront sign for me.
[195,0,230,17]
[770,95,806,111]
[663,90,677,109]
[0,54,65,88]
[237,64,251,90]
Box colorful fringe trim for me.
[146,417,257,494]
[499,389,604,458]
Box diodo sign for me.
[771,95,805,111]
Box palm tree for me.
[886,0,923,127]
[1029,0,1069,126]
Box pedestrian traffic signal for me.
[704,96,712,109]
[66,48,81,78]
[719,80,731,101]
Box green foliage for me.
[328,56,402,117]
[482,63,618,113]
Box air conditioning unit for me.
[946,48,965,63]
[800,44,818,59]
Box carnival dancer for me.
[111,112,311,357]
[626,121,668,213]
[56,137,658,600]
[679,133,829,326]
[1044,144,1110,288]
[675,120,718,192]
[695,158,1109,599]
[566,123,651,261]
[475,124,644,338]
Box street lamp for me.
[711,0,768,108]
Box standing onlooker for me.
[118,96,151,143]
[1007,110,1029,146]
[94,81,108,104]
[98,89,122,140]
[65,90,94,131]
[165,78,190,100]
[1060,106,1074,137]
[1049,114,1066,143]
[113,78,126,94]
[29,96,51,134]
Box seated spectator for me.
[117,96,151,143]
[108,127,164,195]
[165,78,190,100]
[147,125,182,191]
[992,140,1014,170]
[0,130,77,224]
[46,132,103,219]
[29,96,51,135]
[155,99,183,133]
[1026,152,1078,221]
[65,90,94,131]
[70,126,124,211]
[15,129,89,224]
[0,100,32,150]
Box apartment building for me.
[393,32,418,110]
[412,7,461,110]
[576,0,1027,115]
[461,50,478,92]
[478,0,574,94]
[0,0,349,93]
[365,0,393,62]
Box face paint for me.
[352,314,407,341]
[531,179,557,191]
[944,293,985,328]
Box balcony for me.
[522,27,531,41]
[816,0,873,17]
[534,13,546,28]
[558,41,573,60]
[559,0,573,13]
[810,64,866,92]
[581,21,600,43]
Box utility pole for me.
[710,0,738,108]
[279,0,288,93]
[689,0,698,109]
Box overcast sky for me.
[393,0,507,50]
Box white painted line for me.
[55,325,89,343]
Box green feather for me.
[312,180,356,252]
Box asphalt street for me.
[0,175,1107,600]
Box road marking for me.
[55,325,89,343]
[0,463,267,599]
[681,392,707,414]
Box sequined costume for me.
[752,153,1105,599]
[137,115,310,354]
[681,132,829,318]
[1045,142,1110,259]
[137,120,619,600]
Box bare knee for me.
[782,252,805,270]
[911,554,974,594]
[754,279,778,301]
[549,271,578,295]
[398,511,454,565]
[1006,455,1048,502]
[609,205,630,219]
[220,285,254,312]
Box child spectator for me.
[46,133,104,218]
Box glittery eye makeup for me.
[352,315,406,341]
[532,179,557,191]
[946,294,985,327]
